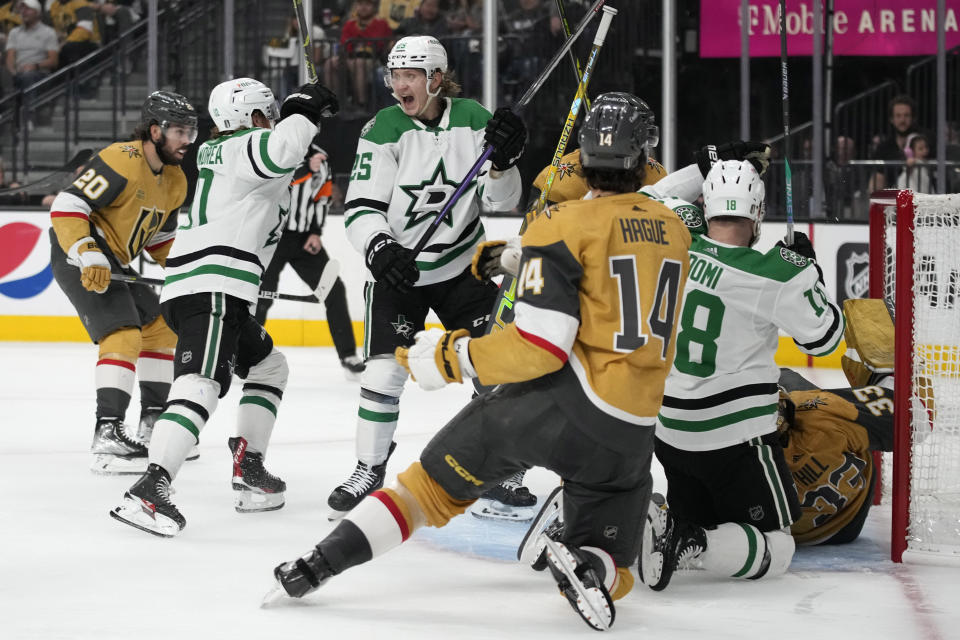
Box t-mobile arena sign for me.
[700,0,960,57]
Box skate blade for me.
[469,499,536,523]
[517,485,563,563]
[544,538,614,632]
[109,496,182,538]
[186,445,200,462]
[234,488,285,513]
[260,584,288,609]
[90,454,148,476]
[326,508,350,522]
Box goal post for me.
[869,189,960,564]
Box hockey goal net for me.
[869,189,960,564]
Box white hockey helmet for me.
[702,159,766,245]
[208,77,280,131]
[384,36,448,96]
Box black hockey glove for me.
[484,107,527,171]
[366,233,420,293]
[695,140,772,177]
[776,231,824,283]
[280,82,340,124]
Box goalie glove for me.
[471,236,521,280]
[395,328,476,391]
[68,237,111,294]
[695,140,772,178]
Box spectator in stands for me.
[50,0,100,80]
[95,1,138,45]
[446,0,481,34]
[0,0,22,52]
[378,0,417,30]
[869,94,922,192]
[394,0,450,39]
[264,15,326,98]
[4,0,57,85]
[826,135,860,219]
[499,0,554,105]
[324,0,392,112]
[896,133,934,193]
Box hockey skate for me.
[340,354,365,381]
[109,463,186,537]
[543,537,615,631]
[327,441,396,520]
[229,437,286,512]
[516,485,563,567]
[639,493,707,591]
[470,470,538,523]
[263,545,336,606]
[137,409,200,461]
[90,417,148,475]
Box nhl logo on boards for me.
[749,505,764,521]
[603,525,619,539]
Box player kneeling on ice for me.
[110,77,339,537]
[640,160,845,590]
[269,93,692,631]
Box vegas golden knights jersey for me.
[530,148,668,206]
[469,191,691,452]
[50,140,188,267]
[783,385,894,545]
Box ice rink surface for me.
[2,342,958,639]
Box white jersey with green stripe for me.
[344,98,521,286]
[161,114,318,304]
[656,234,845,451]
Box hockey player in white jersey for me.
[110,77,339,537]
[640,159,845,589]
[328,35,526,518]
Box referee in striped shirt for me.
[255,136,365,379]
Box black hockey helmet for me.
[140,90,198,130]
[579,92,659,171]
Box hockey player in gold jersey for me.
[48,91,198,474]
[269,93,691,631]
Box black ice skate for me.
[470,470,538,522]
[90,417,148,475]
[137,408,199,461]
[639,493,707,591]
[340,354,365,381]
[109,463,186,537]
[543,538,615,631]
[327,441,396,520]
[516,485,563,567]
[264,545,337,605]
[229,437,286,513]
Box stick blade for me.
[313,258,340,302]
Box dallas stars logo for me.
[399,160,476,231]
[265,205,287,247]
[391,314,414,338]
[120,144,141,158]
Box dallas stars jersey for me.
[467,191,691,452]
[784,385,894,545]
[160,114,317,305]
[530,148,668,206]
[344,98,521,286]
[49,139,188,266]
[656,237,845,451]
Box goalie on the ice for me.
[270,93,692,631]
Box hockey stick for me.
[0,148,93,197]
[410,0,608,259]
[291,0,319,84]
[556,0,591,112]
[779,0,795,244]
[111,258,340,304]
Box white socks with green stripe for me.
[356,389,399,466]
[700,524,795,579]
[149,374,220,479]
[237,349,288,453]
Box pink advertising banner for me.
[700,1,960,57]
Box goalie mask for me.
[383,36,448,108]
[579,92,659,171]
[208,77,280,131]
[702,159,766,246]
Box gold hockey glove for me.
[395,328,474,390]
[69,238,111,294]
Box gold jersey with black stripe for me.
[783,385,894,545]
[530,148,668,206]
[50,140,188,266]
[468,191,692,451]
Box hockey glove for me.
[695,141,772,178]
[68,237,111,294]
[280,82,340,124]
[395,328,475,391]
[776,231,824,284]
[484,107,527,171]
[366,233,419,292]
[470,236,522,280]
